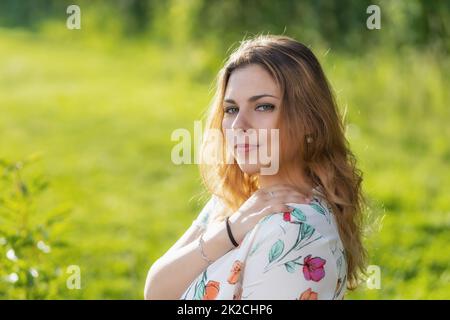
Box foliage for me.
[0,155,71,299]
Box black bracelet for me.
[225,216,239,247]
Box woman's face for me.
[222,64,281,175]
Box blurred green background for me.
[0,0,448,299]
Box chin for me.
[236,162,261,175]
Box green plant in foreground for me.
[0,155,71,299]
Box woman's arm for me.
[144,185,311,300]
[162,223,205,258]
[144,221,233,300]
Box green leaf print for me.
[334,274,346,298]
[268,239,284,263]
[275,223,318,263]
[291,207,307,222]
[192,270,207,300]
[284,254,303,273]
[284,261,297,273]
[194,282,205,300]
[310,202,325,215]
[310,201,331,224]
[199,211,210,224]
[299,223,315,242]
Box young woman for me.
[144,34,366,300]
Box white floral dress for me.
[180,188,347,300]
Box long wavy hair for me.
[198,34,367,290]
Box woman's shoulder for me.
[244,191,348,299]
[257,190,339,240]
[249,188,345,267]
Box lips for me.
[235,144,259,152]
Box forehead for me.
[225,64,280,99]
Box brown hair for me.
[199,34,367,290]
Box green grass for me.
[0,28,448,299]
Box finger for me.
[259,187,301,200]
[263,185,311,197]
[281,192,312,202]
[261,184,294,193]
[269,190,311,202]
[260,204,294,216]
[282,195,311,205]
[271,194,311,205]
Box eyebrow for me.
[223,94,279,104]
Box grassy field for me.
[0,27,448,299]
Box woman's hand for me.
[228,184,312,245]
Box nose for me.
[231,110,251,133]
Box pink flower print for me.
[303,255,326,282]
[283,212,291,222]
[282,208,306,224]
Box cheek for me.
[266,111,280,128]
[257,109,279,128]
[222,117,235,139]
[222,118,234,147]
[222,117,232,130]
[258,115,280,144]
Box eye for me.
[255,104,275,111]
[224,106,239,114]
